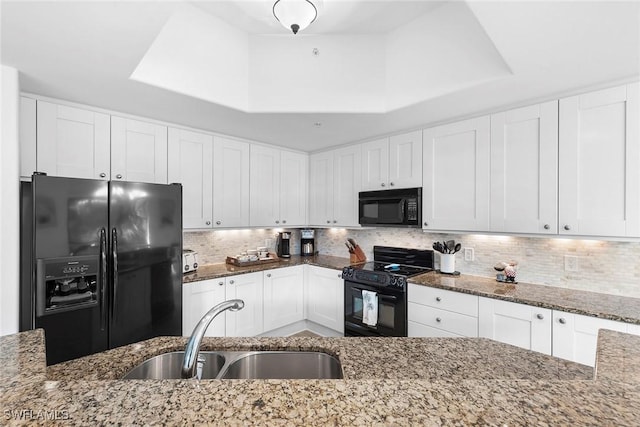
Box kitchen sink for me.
[122,351,226,380]
[122,351,343,380]
[219,351,343,379]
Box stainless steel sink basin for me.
[121,351,342,380]
[220,351,343,380]
[122,351,225,380]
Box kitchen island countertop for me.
[2,329,640,425]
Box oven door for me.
[344,280,407,337]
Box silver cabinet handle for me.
[381,183,386,187]
[333,220,337,223]
[564,225,571,231]
[436,297,441,302]
[536,314,544,320]
[436,317,442,322]
[218,282,224,286]
[229,280,235,285]
[205,221,211,226]
[275,220,280,224]
[216,221,221,225]
[424,222,428,227]
[389,182,394,187]
[338,274,342,278]
[326,220,331,224]
[266,273,271,278]
[116,174,123,179]
[544,224,550,230]
[558,318,566,324]
[99,172,106,178]
[282,220,287,224]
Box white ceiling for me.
[2,1,639,152]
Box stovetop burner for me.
[357,261,432,278]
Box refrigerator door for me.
[109,181,182,348]
[29,175,109,364]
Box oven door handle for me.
[353,287,398,302]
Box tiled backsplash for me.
[184,228,640,298]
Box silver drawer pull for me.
[536,314,544,320]
[435,297,441,302]
[436,317,441,322]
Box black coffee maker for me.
[301,229,315,256]
[276,232,291,258]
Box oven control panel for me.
[342,267,407,290]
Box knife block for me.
[350,245,367,263]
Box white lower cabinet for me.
[552,311,628,367]
[305,266,344,333]
[408,284,478,338]
[225,272,264,337]
[478,297,552,355]
[182,278,226,337]
[263,266,304,332]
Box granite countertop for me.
[3,329,640,425]
[184,254,640,325]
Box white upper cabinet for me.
[309,146,361,227]
[389,130,423,190]
[19,97,37,178]
[490,101,559,234]
[280,150,308,226]
[362,131,422,191]
[559,82,640,237]
[168,128,213,229]
[422,116,491,232]
[361,138,389,191]
[111,116,168,184]
[214,137,250,228]
[36,100,110,180]
[250,146,307,227]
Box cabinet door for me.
[182,279,226,337]
[552,311,627,366]
[280,151,308,226]
[168,128,213,229]
[111,116,168,184]
[214,137,250,228]
[225,272,264,337]
[478,297,551,355]
[423,117,490,231]
[490,102,558,234]
[249,145,281,227]
[19,97,37,178]
[309,151,335,226]
[36,101,110,179]
[263,266,304,332]
[333,145,362,226]
[306,266,344,333]
[389,130,422,189]
[361,138,389,191]
[559,83,640,237]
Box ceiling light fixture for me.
[273,0,318,35]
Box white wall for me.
[0,65,20,335]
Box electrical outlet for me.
[265,238,274,249]
[464,247,474,262]
[564,255,579,272]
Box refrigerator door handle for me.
[100,227,107,331]
[111,227,118,321]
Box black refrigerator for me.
[20,174,183,365]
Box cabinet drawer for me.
[408,284,478,317]
[408,302,478,337]
[408,321,463,338]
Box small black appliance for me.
[276,232,291,258]
[301,229,315,256]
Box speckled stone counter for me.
[183,255,640,325]
[3,330,640,425]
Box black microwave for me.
[358,187,422,227]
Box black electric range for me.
[342,246,434,337]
